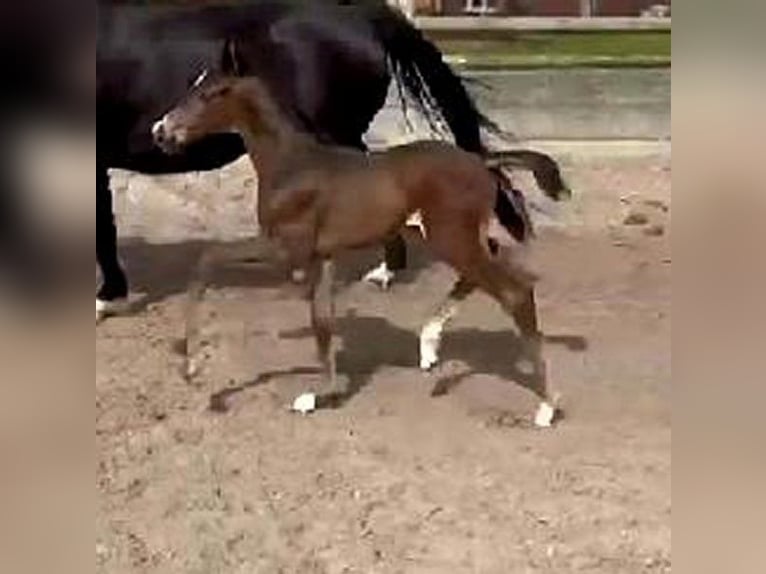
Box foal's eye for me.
[201,85,232,101]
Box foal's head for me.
[153,71,272,153]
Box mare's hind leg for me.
[419,278,474,371]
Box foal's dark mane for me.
[235,76,303,140]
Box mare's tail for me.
[369,4,507,152]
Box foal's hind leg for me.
[424,217,557,426]
[484,275,558,428]
[508,288,558,427]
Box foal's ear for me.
[223,39,242,76]
[191,69,210,88]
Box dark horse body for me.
[97,0,501,314]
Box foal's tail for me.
[485,150,571,202]
[489,150,570,244]
[492,169,535,244]
[369,4,506,152]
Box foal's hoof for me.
[419,340,439,371]
[534,397,562,428]
[291,392,317,415]
[363,263,395,290]
[534,402,555,428]
[96,297,129,322]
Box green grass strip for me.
[433,31,671,69]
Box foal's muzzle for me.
[152,118,184,154]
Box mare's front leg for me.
[97,163,129,321]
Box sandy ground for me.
[97,152,670,573]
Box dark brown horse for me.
[153,73,570,427]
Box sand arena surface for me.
[98,151,670,573]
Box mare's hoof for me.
[96,297,129,322]
[363,263,395,290]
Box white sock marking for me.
[363,262,395,290]
[419,320,443,371]
[406,211,426,238]
[419,301,458,371]
[96,297,129,321]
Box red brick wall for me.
[532,0,581,16]
[595,0,660,16]
[436,0,669,16]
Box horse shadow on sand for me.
[108,228,431,313]
[209,309,587,415]
[108,236,586,414]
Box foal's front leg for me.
[184,236,284,382]
[309,258,343,403]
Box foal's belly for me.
[315,186,408,254]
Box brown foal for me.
[153,73,570,427]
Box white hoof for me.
[291,269,307,283]
[419,324,442,371]
[96,297,129,322]
[534,402,556,428]
[363,262,395,290]
[292,393,317,415]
